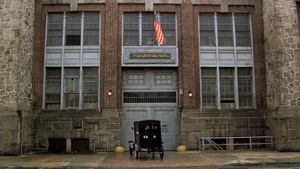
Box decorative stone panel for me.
[122,46,178,67]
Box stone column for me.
[264,0,300,151]
[0,0,35,155]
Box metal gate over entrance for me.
[122,70,178,150]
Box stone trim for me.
[78,0,106,3]
[43,0,106,4]
[42,0,70,4]
[43,0,105,11]
[117,0,182,4]
[191,0,255,6]
[191,0,255,13]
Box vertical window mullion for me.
[61,12,66,110]
[232,13,239,109]
[79,12,84,109]
[249,14,256,108]
[215,13,221,109]
[139,12,142,46]
[98,14,101,110]
[175,14,178,47]
[122,14,124,46]
[43,15,49,109]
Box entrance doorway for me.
[122,69,178,150]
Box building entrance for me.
[122,69,178,150]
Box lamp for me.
[188,90,193,97]
[108,89,112,96]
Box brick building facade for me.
[0,0,299,155]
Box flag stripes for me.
[153,14,165,46]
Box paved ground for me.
[0,151,300,169]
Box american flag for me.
[153,12,165,46]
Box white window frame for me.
[199,12,256,109]
[43,12,101,110]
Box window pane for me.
[64,68,80,108]
[66,13,81,46]
[220,68,235,108]
[238,68,253,107]
[235,14,251,47]
[47,13,63,46]
[218,13,233,47]
[201,68,216,108]
[200,13,215,46]
[127,73,145,85]
[160,13,176,46]
[124,13,139,46]
[84,12,99,46]
[45,68,61,110]
[142,13,156,46]
[83,67,98,109]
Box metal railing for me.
[199,136,273,152]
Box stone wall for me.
[263,0,300,151]
[0,0,34,155]
[181,110,266,150]
[34,110,121,152]
[264,0,300,107]
[266,108,300,151]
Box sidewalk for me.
[0,151,300,169]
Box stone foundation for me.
[0,111,33,155]
[181,109,266,150]
[266,107,300,151]
[33,109,121,152]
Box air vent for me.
[123,92,176,103]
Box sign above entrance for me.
[122,46,178,67]
[129,53,171,59]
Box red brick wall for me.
[33,0,266,111]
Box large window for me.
[44,12,100,110]
[123,12,176,46]
[200,13,254,109]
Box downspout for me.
[17,110,23,155]
[15,0,24,156]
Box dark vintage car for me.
[129,120,164,159]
